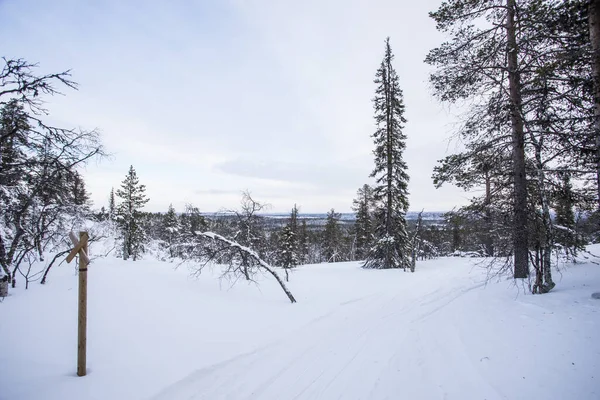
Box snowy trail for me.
[2,255,599,400]
[149,273,499,400]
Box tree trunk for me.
[532,134,555,292]
[0,234,11,279]
[533,245,543,293]
[41,249,71,284]
[506,0,529,279]
[589,0,600,212]
[386,59,393,269]
[483,170,494,257]
[11,264,18,288]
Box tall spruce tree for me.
[116,166,149,261]
[364,37,411,270]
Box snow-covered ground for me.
[1,247,599,400]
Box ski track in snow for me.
[149,274,498,400]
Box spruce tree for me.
[323,208,342,262]
[70,171,91,209]
[277,204,301,279]
[364,38,411,270]
[553,171,580,258]
[278,225,298,281]
[352,184,375,260]
[290,204,299,237]
[298,220,309,264]
[163,203,180,257]
[108,187,116,221]
[116,166,149,261]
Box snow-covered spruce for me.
[115,166,149,261]
[364,38,412,270]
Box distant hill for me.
[258,211,447,222]
[199,211,447,229]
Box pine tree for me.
[116,166,149,261]
[426,0,531,277]
[323,208,342,262]
[352,184,375,260]
[426,0,593,284]
[364,38,411,270]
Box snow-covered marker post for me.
[66,231,90,377]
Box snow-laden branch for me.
[196,231,297,304]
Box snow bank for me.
[0,251,598,399]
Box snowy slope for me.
[0,249,599,400]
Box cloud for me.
[215,157,371,189]
[0,0,472,213]
[194,189,241,195]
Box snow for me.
[1,246,599,400]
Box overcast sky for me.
[1,0,473,213]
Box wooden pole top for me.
[66,231,90,265]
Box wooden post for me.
[66,231,90,377]
[77,231,88,377]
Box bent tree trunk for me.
[198,232,297,303]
